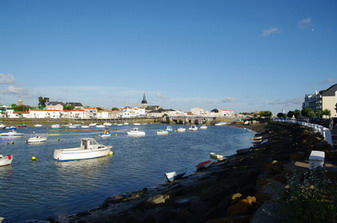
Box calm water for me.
[0,124,254,222]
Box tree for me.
[63,104,75,110]
[12,104,30,112]
[287,111,295,118]
[259,111,272,118]
[315,110,322,118]
[97,107,104,111]
[111,107,119,111]
[38,97,47,109]
[294,109,301,118]
[301,108,314,118]
[322,109,331,118]
[277,113,286,118]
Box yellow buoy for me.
[108,151,113,156]
[31,156,37,161]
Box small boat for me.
[104,122,112,126]
[51,124,61,129]
[0,130,24,137]
[177,127,186,133]
[157,130,169,135]
[166,126,173,132]
[252,136,263,141]
[0,124,5,128]
[96,124,105,128]
[34,124,43,127]
[199,125,208,130]
[165,169,187,182]
[133,123,141,126]
[124,122,129,125]
[196,160,212,170]
[117,123,123,126]
[0,154,13,167]
[68,124,77,129]
[209,152,223,161]
[127,128,145,137]
[215,122,227,126]
[89,123,97,127]
[188,125,198,131]
[27,135,47,144]
[81,125,89,128]
[100,129,111,138]
[3,126,16,130]
[53,138,113,161]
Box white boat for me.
[209,152,223,161]
[157,130,169,135]
[34,124,43,127]
[81,125,89,128]
[124,122,129,125]
[166,126,173,132]
[215,122,227,126]
[117,123,123,126]
[165,169,186,182]
[89,123,97,127]
[177,127,186,133]
[3,126,16,130]
[27,135,47,143]
[199,125,208,130]
[68,124,77,129]
[51,124,61,129]
[104,122,112,126]
[0,154,13,167]
[188,125,198,131]
[100,129,111,138]
[96,124,105,128]
[53,138,113,161]
[0,130,24,137]
[133,123,141,126]
[127,128,145,137]
[0,124,5,128]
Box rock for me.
[251,201,286,223]
[226,196,257,216]
[207,216,251,223]
[256,179,284,202]
[147,193,170,204]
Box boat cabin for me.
[81,138,99,149]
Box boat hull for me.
[27,137,47,143]
[0,155,13,167]
[53,146,112,161]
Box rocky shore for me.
[48,122,335,223]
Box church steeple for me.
[140,93,148,108]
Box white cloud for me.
[1,85,23,94]
[155,92,169,100]
[260,27,280,37]
[0,73,15,84]
[221,97,235,103]
[298,17,313,28]
[266,97,303,107]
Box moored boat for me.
[89,123,97,127]
[133,123,141,126]
[51,124,61,129]
[53,138,113,161]
[157,130,169,135]
[166,126,173,132]
[27,135,47,144]
[0,130,24,137]
[100,129,111,138]
[196,160,212,170]
[96,124,105,128]
[209,152,223,161]
[165,169,187,182]
[0,123,5,128]
[199,125,208,130]
[188,125,198,131]
[0,154,13,167]
[3,126,16,130]
[104,122,112,126]
[177,127,186,133]
[127,128,145,137]
[34,124,43,127]
[81,125,89,128]
[215,122,227,126]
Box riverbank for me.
[55,122,335,223]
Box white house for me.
[29,109,62,119]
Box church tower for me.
[140,93,148,108]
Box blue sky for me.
[0,0,336,113]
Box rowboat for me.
[165,169,187,182]
[0,154,13,167]
[127,128,145,137]
[209,152,223,161]
[196,160,212,170]
[53,138,113,161]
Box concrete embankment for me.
[54,122,336,223]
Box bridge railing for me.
[274,118,333,146]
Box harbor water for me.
[0,124,254,222]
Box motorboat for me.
[124,122,129,125]
[0,130,24,137]
[34,124,43,127]
[81,125,89,128]
[53,138,113,161]
[166,126,173,132]
[215,122,227,126]
[0,124,5,128]
[117,123,123,126]
[68,124,77,129]
[196,160,212,170]
[133,123,141,126]
[209,152,223,161]
[96,124,105,128]
[199,125,208,130]
[100,129,111,138]
[3,126,16,130]
[51,124,61,129]
[157,130,169,135]
[89,123,97,127]
[188,125,198,131]
[27,135,47,144]
[127,128,145,137]
[104,122,112,126]
[177,127,186,133]
[165,169,187,182]
[0,154,13,167]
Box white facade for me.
[29,110,62,119]
[45,104,63,111]
[190,107,205,116]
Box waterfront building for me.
[45,101,64,111]
[303,84,337,117]
[29,109,62,119]
[190,107,205,116]
[210,109,235,117]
